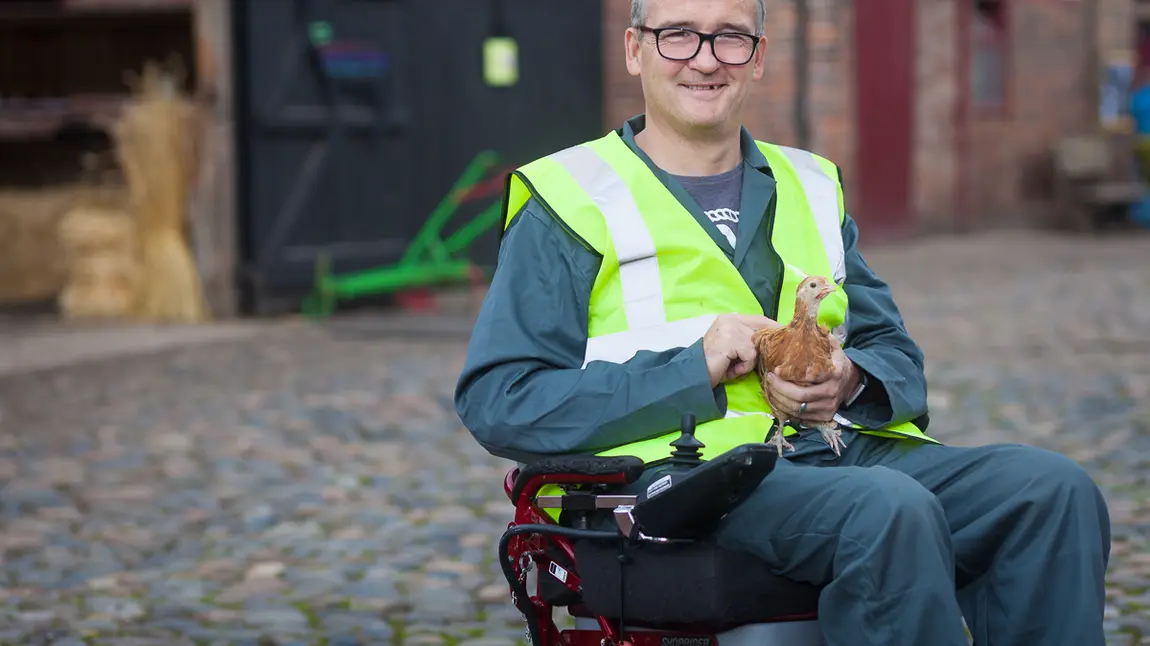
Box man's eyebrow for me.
[714,21,757,32]
[651,20,757,33]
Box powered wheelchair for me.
[497,414,826,646]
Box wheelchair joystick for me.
[668,413,705,467]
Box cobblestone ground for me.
[0,231,1147,645]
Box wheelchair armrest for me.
[630,443,778,540]
[506,455,646,505]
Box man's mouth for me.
[681,83,727,92]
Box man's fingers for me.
[766,374,838,419]
[770,372,837,400]
[767,389,800,416]
[767,387,809,415]
[728,360,754,380]
[735,314,781,330]
[769,390,835,421]
[765,372,806,401]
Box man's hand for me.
[766,345,860,423]
[702,314,781,388]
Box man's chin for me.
[672,107,732,131]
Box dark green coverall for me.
[454,116,1112,645]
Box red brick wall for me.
[602,0,1133,232]
[1100,0,1135,65]
[602,0,643,130]
[913,0,960,232]
[912,0,1133,230]
[963,0,1095,227]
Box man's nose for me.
[690,41,722,72]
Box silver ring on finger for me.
[799,401,808,415]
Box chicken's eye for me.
[808,281,816,289]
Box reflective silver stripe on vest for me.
[729,409,854,426]
[550,145,667,329]
[582,314,715,367]
[777,146,846,285]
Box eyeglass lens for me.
[656,29,756,64]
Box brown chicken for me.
[751,275,846,457]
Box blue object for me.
[1131,193,1150,228]
[1129,84,1150,134]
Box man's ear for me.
[624,27,642,77]
[751,35,768,82]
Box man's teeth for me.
[689,85,722,90]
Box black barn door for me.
[233,0,603,314]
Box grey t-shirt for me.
[671,163,744,249]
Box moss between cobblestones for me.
[1118,625,1143,643]
[292,600,323,631]
[387,617,407,645]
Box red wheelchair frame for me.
[497,461,823,646]
[500,465,638,646]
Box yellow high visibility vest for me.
[502,130,937,469]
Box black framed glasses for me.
[636,26,760,65]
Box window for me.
[971,0,1009,111]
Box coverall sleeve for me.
[454,199,726,462]
[837,213,930,429]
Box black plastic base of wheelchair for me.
[570,537,822,631]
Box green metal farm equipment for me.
[302,150,507,317]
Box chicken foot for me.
[765,416,795,456]
[813,421,846,457]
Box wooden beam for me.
[189,0,238,318]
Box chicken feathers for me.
[751,275,846,456]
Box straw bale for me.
[58,256,138,319]
[0,186,81,305]
[57,206,137,259]
[53,203,141,320]
[107,61,209,323]
[58,251,139,313]
[132,228,207,322]
[2,59,210,323]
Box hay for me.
[110,60,208,323]
[58,205,136,257]
[0,186,85,305]
[55,205,140,320]
[5,59,210,322]
[57,251,140,320]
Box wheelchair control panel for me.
[626,413,780,540]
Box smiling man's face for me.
[625,0,766,136]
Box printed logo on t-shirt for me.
[705,207,739,248]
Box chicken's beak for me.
[817,284,838,300]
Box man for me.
[454,0,1111,643]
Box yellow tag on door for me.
[483,37,519,87]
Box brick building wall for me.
[913,0,960,232]
[969,1,1095,226]
[1101,0,1135,59]
[914,0,1133,230]
[600,0,1133,233]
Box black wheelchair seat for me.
[515,414,823,633]
[571,537,822,631]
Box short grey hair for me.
[630,0,766,37]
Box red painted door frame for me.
[853,0,916,240]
